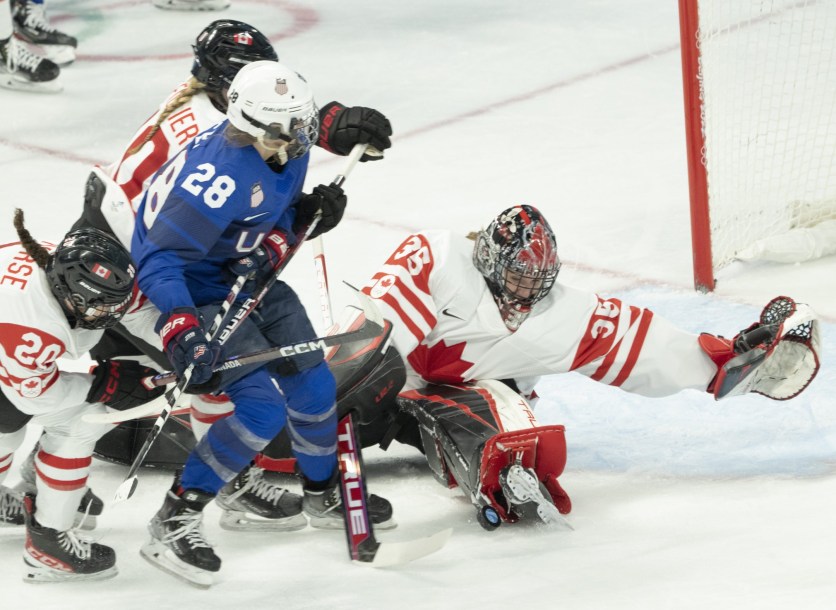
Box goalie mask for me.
[46,229,135,330]
[226,60,319,163]
[473,205,561,331]
[191,19,278,96]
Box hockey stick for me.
[85,293,385,425]
[312,142,366,327]
[308,155,451,564]
[113,271,251,502]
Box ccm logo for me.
[277,340,326,358]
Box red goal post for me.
[678,0,836,292]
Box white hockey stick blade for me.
[361,528,453,568]
[113,476,139,503]
[83,394,169,425]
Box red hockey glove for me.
[317,101,392,160]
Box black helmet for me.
[46,229,136,330]
[473,205,561,330]
[191,20,278,94]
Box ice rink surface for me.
[0,1,834,608]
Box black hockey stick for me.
[337,413,452,567]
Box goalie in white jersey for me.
[350,204,820,528]
[0,210,164,581]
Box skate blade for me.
[140,540,216,589]
[23,558,118,584]
[0,75,62,94]
[218,510,308,532]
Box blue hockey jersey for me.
[131,120,308,314]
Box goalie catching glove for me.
[86,359,166,411]
[317,102,392,161]
[700,296,820,400]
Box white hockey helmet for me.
[226,60,319,159]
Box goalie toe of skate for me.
[139,539,216,589]
[499,465,565,527]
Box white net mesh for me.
[694,0,836,268]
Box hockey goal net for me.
[678,0,836,291]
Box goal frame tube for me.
[678,0,715,292]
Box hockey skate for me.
[215,465,307,532]
[152,0,231,10]
[498,463,565,527]
[11,0,77,66]
[22,495,117,583]
[0,36,60,93]
[140,487,221,589]
[302,473,396,530]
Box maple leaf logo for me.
[407,340,473,384]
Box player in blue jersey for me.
[131,60,391,587]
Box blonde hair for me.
[13,208,50,268]
[126,77,208,156]
[223,122,258,147]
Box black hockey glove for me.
[86,359,166,411]
[156,308,222,388]
[317,101,392,161]
[225,230,290,291]
[293,184,347,239]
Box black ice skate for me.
[11,0,77,65]
[0,36,60,93]
[0,485,24,526]
[140,487,221,589]
[302,473,396,530]
[22,495,117,583]
[498,463,566,526]
[215,465,307,532]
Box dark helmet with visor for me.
[46,228,136,330]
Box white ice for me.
[0,1,834,609]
